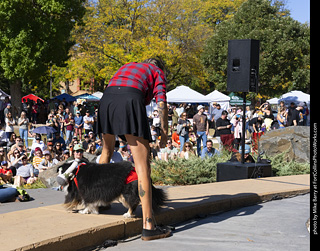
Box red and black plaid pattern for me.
[108,62,167,105]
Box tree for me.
[201,0,310,97]
[57,0,245,93]
[0,0,86,113]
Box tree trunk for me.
[10,79,22,120]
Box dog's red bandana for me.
[73,162,86,190]
[126,167,138,184]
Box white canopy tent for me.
[92,91,103,99]
[166,85,211,103]
[267,90,310,107]
[205,90,230,112]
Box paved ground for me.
[0,175,310,251]
[0,188,65,214]
[98,194,310,251]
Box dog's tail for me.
[152,185,167,211]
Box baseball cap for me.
[1,161,8,165]
[239,144,251,154]
[43,150,51,155]
[35,147,42,152]
[73,144,84,151]
[298,102,304,107]
[197,105,205,111]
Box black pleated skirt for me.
[97,86,152,142]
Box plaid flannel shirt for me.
[107,62,167,105]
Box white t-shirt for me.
[83,115,94,130]
[5,118,15,132]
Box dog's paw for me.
[79,208,90,214]
[123,212,135,218]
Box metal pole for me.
[241,92,246,164]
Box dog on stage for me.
[58,160,166,218]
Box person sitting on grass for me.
[161,138,179,161]
[0,161,13,184]
[201,139,220,159]
[180,142,196,160]
[32,147,45,176]
[38,150,59,172]
[13,154,37,187]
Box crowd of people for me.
[0,96,310,190]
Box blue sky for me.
[285,0,310,23]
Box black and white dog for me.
[58,160,166,218]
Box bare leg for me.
[99,133,115,164]
[125,134,154,230]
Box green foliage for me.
[151,151,231,185]
[0,0,86,97]
[268,151,310,176]
[57,0,245,92]
[202,0,310,97]
[151,150,310,186]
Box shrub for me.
[151,151,231,185]
[151,150,310,185]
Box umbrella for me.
[33,126,57,135]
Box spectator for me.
[0,161,13,184]
[83,110,94,135]
[82,134,91,151]
[7,133,17,148]
[215,110,232,151]
[62,149,70,161]
[287,102,296,126]
[13,154,37,187]
[31,102,38,124]
[65,112,75,146]
[248,115,263,134]
[53,142,63,161]
[211,103,223,123]
[230,144,255,163]
[193,105,209,156]
[74,111,83,141]
[291,102,304,126]
[32,147,45,175]
[201,139,220,159]
[3,103,12,119]
[231,113,243,150]
[149,142,159,160]
[152,110,161,136]
[302,102,309,126]
[161,138,179,161]
[0,124,8,147]
[180,142,196,160]
[277,107,287,129]
[46,113,55,139]
[7,140,26,160]
[171,106,179,132]
[260,102,274,131]
[177,112,190,152]
[30,134,46,158]
[18,111,29,148]
[5,112,15,139]
[38,150,59,172]
[171,124,180,149]
[150,125,157,142]
[0,147,6,163]
[86,142,97,155]
[52,131,66,150]
[66,144,89,163]
[118,140,132,161]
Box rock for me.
[258,126,310,163]
[38,152,98,188]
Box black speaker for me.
[227,39,260,93]
[216,162,272,182]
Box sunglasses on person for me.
[185,145,191,148]
[75,150,84,153]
